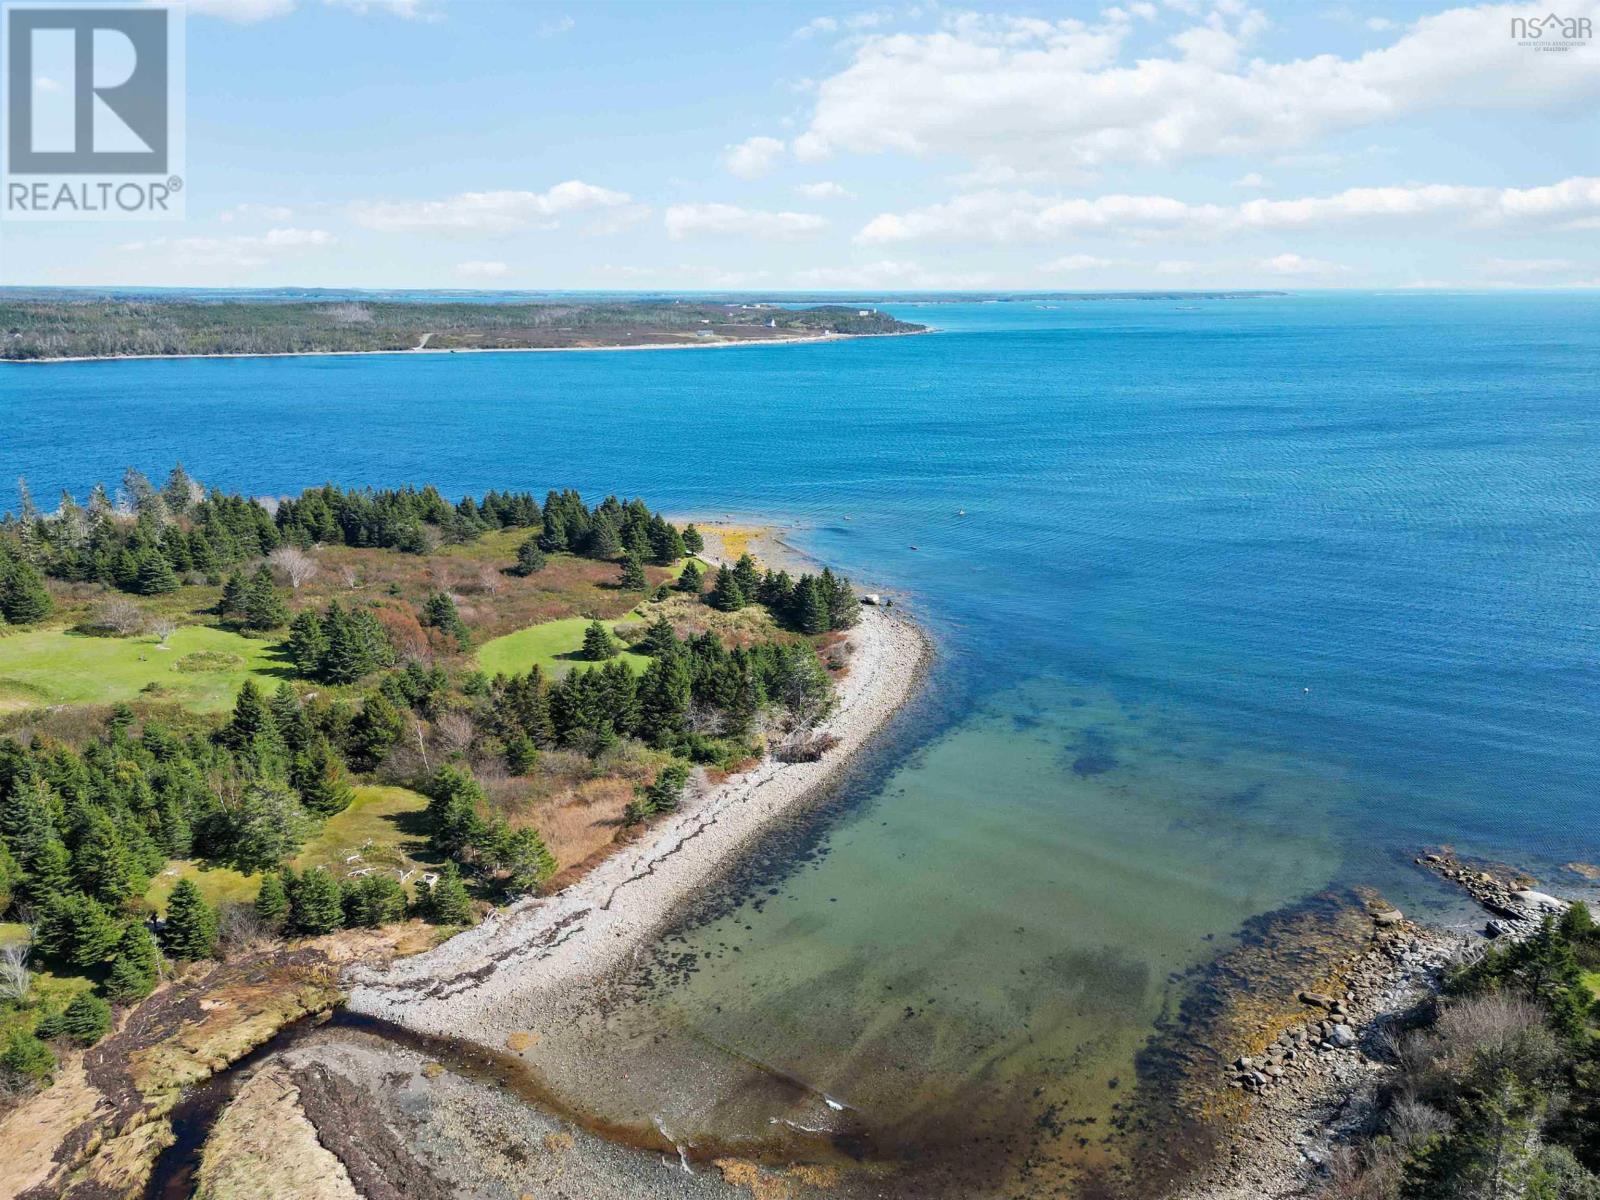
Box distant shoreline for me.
[0,326,933,366]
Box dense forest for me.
[0,298,923,359]
[0,470,864,1097]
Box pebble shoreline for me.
[345,605,932,1048]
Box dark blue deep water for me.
[6,292,1599,1183]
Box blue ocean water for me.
[6,291,1599,1184]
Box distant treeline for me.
[0,298,921,360]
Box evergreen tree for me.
[0,557,53,623]
[37,992,112,1046]
[242,565,289,629]
[423,862,474,925]
[682,524,704,555]
[422,765,485,859]
[229,780,306,871]
[219,570,247,618]
[286,611,328,677]
[162,878,218,960]
[644,616,678,658]
[820,567,859,630]
[341,873,405,928]
[71,809,144,906]
[512,537,547,576]
[293,737,355,816]
[797,576,830,635]
[619,553,648,591]
[708,565,745,612]
[423,591,470,650]
[221,679,274,750]
[0,1029,55,1084]
[287,867,345,935]
[1402,1073,1546,1200]
[505,732,539,775]
[501,827,557,895]
[135,550,179,595]
[254,871,290,926]
[35,892,120,968]
[676,559,704,594]
[105,923,162,1002]
[732,553,761,600]
[348,690,405,770]
[583,619,618,661]
[584,514,622,560]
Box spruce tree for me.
[583,619,618,661]
[219,570,247,618]
[505,732,539,775]
[0,558,53,623]
[501,827,557,895]
[348,690,404,770]
[584,514,622,560]
[222,679,274,750]
[105,923,162,1002]
[293,737,355,816]
[708,566,745,612]
[135,551,179,595]
[0,1029,55,1083]
[254,871,289,927]
[733,553,761,599]
[288,868,345,935]
[676,559,704,594]
[242,565,289,630]
[425,863,474,925]
[38,992,112,1046]
[286,611,328,678]
[798,576,830,635]
[619,553,648,591]
[513,537,547,576]
[682,524,705,555]
[162,878,218,960]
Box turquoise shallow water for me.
[6,291,1600,1188]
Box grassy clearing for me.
[1584,969,1600,1003]
[292,785,432,882]
[145,860,260,916]
[477,614,656,678]
[141,786,434,915]
[0,624,291,713]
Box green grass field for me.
[145,859,260,916]
[1584,969,1600,1004]
[292,785,431,879]
[0,624,292,713]
[142,786,433,915]
[476,614,655,678]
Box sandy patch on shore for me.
[345,605,929,1047]
[677,519,814,575]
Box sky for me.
[1,0,1597,291]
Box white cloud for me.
[119,228,335,270]
[1482,256,1573,274]
[537,14,575,37]
[218,202,294,224]
[183,0,297,20]
[1155,259,1196,274]
[857,176,1600,243]
[185,0,437,18]
[1042,253,1122,271]
[794,10,891,39]
[1259,252,1347,275]
[664,203,827,240]
[1365,17,1398,31]
[791,260,995,288]
[351,181,632,234]
[455,260,509,280]
[1233,172,1267,189]
[797,180,855,200]
[792,2,1600,174]
[324,0,438,19]
[723,136,787,180]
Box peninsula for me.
[0,297,925,361]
